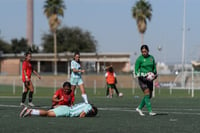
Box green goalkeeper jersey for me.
[135,54,157,77]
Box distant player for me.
[105,66,118,98]
[105,65,119,97]
[20,103,98,118]
[70,51,88,103]
[52,81,75,108]
[20,51,41,107]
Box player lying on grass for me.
[20,103,98,118]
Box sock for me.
[114,85,119,95]
[29,91,33,103]
[144,95,152,112]
[82,94,88,103]
[138,97,145,110]
[30,109,40,116]
[106,87,109,96]
[21,92,27,103]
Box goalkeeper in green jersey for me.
[134,44,157,116]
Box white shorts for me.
[51,106,70,117]
[70,77,83,86]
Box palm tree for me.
[43,0,66,75]
[132,0,152,45]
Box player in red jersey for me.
[52,81,75,108]
[20,51,41,107]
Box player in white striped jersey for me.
[70,51,89,103]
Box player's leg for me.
[47,110,56,117]
[78,78,88,103]
[20,107,49,117]
[106,84,109,97]
[79,84,88,103]
[146,81,156,115]
[148,81,153,99]
[71,85,76,93]
[29,109,48,116]
[143,89,156,116]
[28,81,35,106]
[111,88,114,97]
[70,77,77,93]
[143,89,152,111]
[20,83,28,106]
[136,77,146,116]
[109,87,112,98]
[113,84,119,96]
[48,106,69,117]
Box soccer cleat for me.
[28,102,35,107]
[149,112,157,116]
[20,102,26,107]
[20,106,28,117]
[23,108,32,117]
[136,108,145,116]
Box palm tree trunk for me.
[26,0,33,47]
[54,32,57,75]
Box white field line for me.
[98,107,200,115]
[1,104,200,115]
[0,104,50,109]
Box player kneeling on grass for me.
[51,81,75,108]
[20,103,98,118]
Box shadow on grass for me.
[155,113,168,116]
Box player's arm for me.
[134,59,140,77]
[22,62,28,81]
[152,56,157,75]
[71,93,75,105]
[79,111,86,118]
[23,70,28,81]
[71,61,85,73]
[23,70,30,87]
[52,95,63,102]
[72,68,85,73]
[152,57,158,80]
[33,70,41,79]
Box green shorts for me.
[70,77,83,86]
[51,106,70,117]
[107,84,115,89]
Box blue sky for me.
[0,0,200,64]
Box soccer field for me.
[1,88,200,133]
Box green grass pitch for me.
[1,86,200,133]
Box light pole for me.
[157,45,162,63]
[181,0,186,88]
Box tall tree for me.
[0,39,11,53]
[132,0,152,44]
[43,0,66,75]
[10,38,39,53]
[42,26,97,53]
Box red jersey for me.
[22,60,33,82]
[52,88,75,107]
